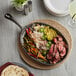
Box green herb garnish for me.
[12,0,27,5]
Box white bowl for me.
[43,0,72,16]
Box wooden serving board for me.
[18,19,72,70]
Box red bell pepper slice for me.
[27,53,37,58]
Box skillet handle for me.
[4,13,22,30]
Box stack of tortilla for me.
[1,65,29,76]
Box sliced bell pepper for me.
[37,52,47,61]
[26,29,29,35]
[27,53,37,58]
[28,27,31,32]
[31,48,38,55]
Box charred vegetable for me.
[23,23,68,64]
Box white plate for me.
[43,0,72,16]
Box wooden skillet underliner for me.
[18,19,72,70]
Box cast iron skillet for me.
[4,13,68,66]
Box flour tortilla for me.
[1,65,29,76]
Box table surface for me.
[0,0,76,76]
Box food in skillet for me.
[23,23,68,64]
